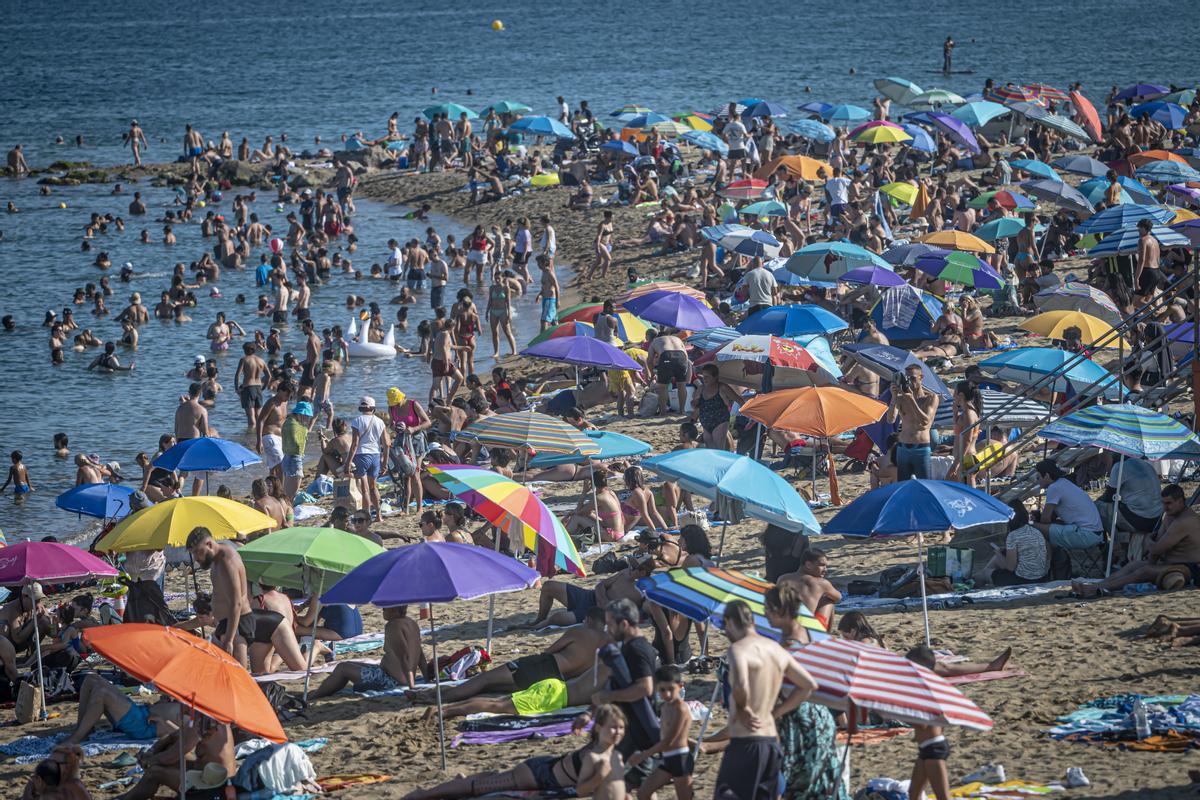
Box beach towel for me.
[458,708,587,732]
[1,731,151,765]
[330,632,386,655]
[453,718,580,748]
[944,669,1027,686]
[951,779,1065,797]
[598,642,661,744]
[254,658,379,683]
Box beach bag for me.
[592,551,629,575]
[15,680,42,723]
[123,577,176,626]
[259,681,305,721]
[41,667,77,701]
[331,478,361,511]
[926,546,974,581]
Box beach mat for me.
[836,727,911,745]
[254,658,379,683]
[945,669,1026,686]
[0,731,153,765]
[838,581,1072,615]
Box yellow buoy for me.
[491,19,504,31]
[58,202,67,209]
[197,199,206,207]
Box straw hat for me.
[1157,566,1189,591]
[185,763,229,791]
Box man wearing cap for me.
[115,293,149,326]
[347,396,390,522]
[1031,459,1104,550]
[281,401,314,498]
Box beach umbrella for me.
[1114,83,1170,102]
[527,430,651,468]
[978,347,1120,399]
[739,200,788,219]
[599,140,638,158]
[797,101,833,117]
[1172,219,1200,247]
[754,155,830,181]
[719,178,769,200]
[1163,88,1198,106]
[914,249,1005,289]
[986,85,1044,106]
[788,119,836,143]
[719,226,783,257]
[679,130,728,156]
[918,229,995,254]
[1021,310,1123,348]
[322,542,538,769]
[152,437,262,493]
[687,326,742,351]
[854,125,911,145]
[423,102,478,120]
[824,480,1013,643]
[881,241,939,266]
[1137,160,1200,184]
[789,638,994,730]
[611,104,652,117]
[1021,83,1070,103]
[55,483,136,520]
[1019,178,1096,215]
[509,116,575,139]
[771,263,836,289]
[85,625,286,741]
[239,526,384,699]
[707,334,830,391]
[907,89,965,110]
[1069,90,1103,142]
[951,101,1009,128]
[521,335,641,371]
[1131,101,1187,129]
[900,124,937,153]
[1088,225,1189,256]
[967,189,1035,211]
[1041,404,1200,575]
[484,100,532,115]
[555,302,604,324]
[526,319,599,347]
[1078,175,1157,205]
[1051,155,1110,178]
[1171,208,1200,223]
[785,241,889,281]
[620,280,708,304]
[821,104,871,127]
[840,343,951,400]
[94,496,276,552]
[1128,149,1189,167]
[425,465,585,578]
[874,77,924,105]
[673,111,715,131]
[737,304,848,337]
[638,567,828,641]
[974,217,1028,242]
[932,388,1052,429]
[839,265,906,287]
[1009,159,1061,180]
[702,222,753,243]
[1169,185,1200,206]
[1035,113,1091,142]
[743,101,788,118]
[622,289,723,330]
[927,112,980,154]
[1034,282,1122,325]
[1077,181,1137,207]
[462,410,599,456]
[623,112,672,128]
[879,182,918,206]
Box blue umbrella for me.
[743,101,788,118]
[874,76,924,105]
[623,290,723,331]
[737,305,849,337]
[927,112,980,154]
[1130,101,1187,129]
[1019,178,1096,215]
[55,483,137,520]
[975,217,1028,241]
[1113,83,1170,102]
[1051,155,1111,178]
[680,130,728,155]
[1009,159,1061,180]
[821,104,871,127]
[701,223,753,243]
[521,335,640,371]
[600,140,638,157]
[771,264,837,289]
[528,430,652,468]
[978,346,1120,399]
[785,241,889,280]
[1088,225,1190,256]
[797,101,833,117]
[789,119,836,143]
[901,124,937,153]
[624,112,672,128]
[153,436,261,472]
[739,200,789,218]
[881,241,939,266]
[951,101,1009,128]
[509,116,575,139]
[914,249,1006,290]
[687,326,742,351]
[839,265,907,286]
[736,97,766,108]
[841,343,952,399]
[720,227,782,257]
[641,449,821,539]
[1137,161,1200,184]
[1076,178,1150,206]
[1075,203,1175,234]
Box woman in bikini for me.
[959,296,996,349]
[564,471,624,543]
[947,380,982,488]
[913,331,966,362]
[691,364,740,451]
[621,465,667,531]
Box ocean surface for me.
[1,0,1198,540]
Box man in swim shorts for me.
[526,557,654,629]
[65,674,180,745]
[255,381,293,479]
[429,664,599,722]
[647,329,691,416]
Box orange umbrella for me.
[84,624,286,743]
[1128,150,1189,167]
[754,155,831,181]
[1069,90,1102,143]
[739,386,887,436]
[919,229,996,254]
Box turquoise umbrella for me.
[484,100,532,115]
[785,242,889,280]
[740,199,788,217]
[951,101,1010,128]
[423,102,478,119]
[975,217,1027,241]
[527,430,652,468]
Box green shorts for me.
[510,678,568,716]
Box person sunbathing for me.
[409,607,608,705]
[521,556,654,630]
[838,612,1014,675]
[20,743,90,800]
[119,715,235,800]
[1143,615,1200,646]
[423,663,599,723]
[311,606,426,697]
[64,675,179,746]
[403,703,627,800]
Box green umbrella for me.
[485,100,532,115]
[423,102,478,120]
[239,526,384,699]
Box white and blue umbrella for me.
[527,430,651,468]
[1137,160,1200,184]
[821,104,871,127]
[1074,203,1172,234]
[509,116,575,139]
[719,227,782,258]
[901,124,937,153]
[1088,225,1190,256]
[1077,176,1157,206]
[680,129,728,155]
[873,77,924,106]
[789,119,836,143]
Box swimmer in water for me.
[86,342,134,374]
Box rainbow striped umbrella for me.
[426,465,584,577]
[637,566,828,640]
[461,410,600,456]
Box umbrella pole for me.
[1105,455,1126,577]
[754,424,762,462]
[690,667,723,761]
[486,524,503,654]
[811,443,818,501]
[834,699,856,797]
[917,533,931,647]
[32,607,46,720]
[430,603,447,772]
[715,520,729,564]
[302,574,324,704]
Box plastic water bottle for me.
[1133,699,1151,739]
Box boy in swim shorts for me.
[629,665,694,800]
[906,646,952,800]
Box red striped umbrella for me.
[719,178,769,200]
[985,85,1045,107]
[1021,83,1069,103]
[789,639,994,731]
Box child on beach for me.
[1,451,32,502]
[905,646,952,800]
[629,665,695,800]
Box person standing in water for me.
[124,120,148,167]
[942,35,955,73]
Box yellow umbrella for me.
[854,126,912,145]
[649,120,692,137]
[880,182,919,206]
[95,496,277,552]
[919,229,996,254]
[1171,208,1199,223]
[674,113,713,131]
[1020,310,1125,349]
[614,312,651,344]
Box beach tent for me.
[869,287,943,344]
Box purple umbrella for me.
[927,112,980,154]
[839,266,907,287]
[322,542,538,769]
[521,335,640,370]
[1113,83,1169,103]
[623,289,723,330]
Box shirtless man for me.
[311,606,426,697]
[299,318,321,387]
[187,527,252,667]
[1014,213,1040,274]
[434,661,600,722]
[6,144,29,176]
[115,292,149,326]
[417,606,610,705]
[537,255,560,332]
[779,548,842,632]
[707,601,816,800]
[120,715,236,800]
[886,363,939,480]
[527,556,655,629]
[1075,484,1200,595]
[647,330,691,416]
[234,342,268,427]
[429,318,464,403]
[255,380,293,479]
[183,124,204,172]
[1135,218,1161,290]
[0,582,49,654]
[250,478,287,531]
[174,383,208,495]
[86,342,134,374]
[315,418,352,477]
[124,120,148,167]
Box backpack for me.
[259,681,306,721]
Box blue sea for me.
[1,0,1197,540]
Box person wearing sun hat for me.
[348,396,390,523]
[281,401,314,498]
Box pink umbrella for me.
[0,541,118,584]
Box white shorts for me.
[262,434,284,470]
